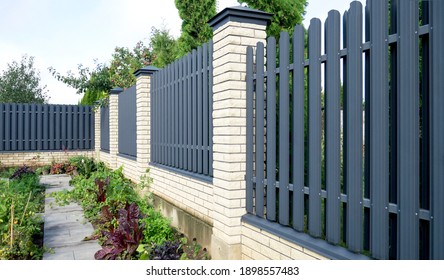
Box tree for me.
[108,41,153,88]
[0,55,48,104]
[175,0,216,56]
[150,26,179,68]
[49,41,152,105]
[49,61,112,105]
[238,0,308,38]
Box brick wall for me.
[0,150,95,167]
[241,222,328,260]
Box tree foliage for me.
[238,0,308,38]
[175,0,216,56]
[108,41,153,88]
[0,55,48,104]
[150,26,178,68]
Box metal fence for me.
[118,85,137,159]
[151,41,213,177]
[100,106,110,152]
[0,103,94,151]
[246,0,443,259]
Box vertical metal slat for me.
[325,10,341,244]
[255,42,265,218]
[430,0,444,260]
[397,0,419,260]
[369,0,390,260]
[266,36,277,222]
[308,19,322,237]
[246,46,254,214]
[293,26,305,231]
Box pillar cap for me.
[208,5,272,31]
[134,66,159,77]
[109,87,124,95]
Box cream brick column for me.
[109,88,123,169]
[208,6,271,259]
[134,66,158,176]
[94,105,101,159]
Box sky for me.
[0,0,364,105]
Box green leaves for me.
[0,55,48,104]
[0,171,44,259]
[238,0,308,39]
[175,0,216,56]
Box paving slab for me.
[40,175,101,260]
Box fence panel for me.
[100,106,110,152]
[151,41,213,178]
[118,85,137,158]
[0,103,94,152]
[245,0,438,260]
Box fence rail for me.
[118,85,137,158]
[151,41,213,177]
[0,103,94,152]
[246,0,443,260]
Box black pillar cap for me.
[134,66,159,77]
[208,5,272,31]
[109,87,124,95]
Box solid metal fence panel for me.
[246,46,254,214]
[325,9,341,245]
[100,106,110,152]
[266,36,277,222]
[430,0,444,260]
[279,32,290,226]
[397,0,419,259]
[292,26,305,231]
[345,1,363,252]
[255,42,265,218]
[308,19,322,237]
[187,53,192,171]
[369,0,390,260]
[118,85,137,158]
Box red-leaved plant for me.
[94,203,145,260]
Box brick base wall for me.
[149,165,214,225]
[0,150,95,167]
[241,222,329,260]
[116,155,139,182]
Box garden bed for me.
[47,156,209,260]
[0,166,45,260]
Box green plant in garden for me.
[51,159,206,260]
[0,171,44,260]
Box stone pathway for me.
[40,175,101,260]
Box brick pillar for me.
[109,88,123,169]
[209,6,271,259]
[94,105,101,159]
[134,66,158,176]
